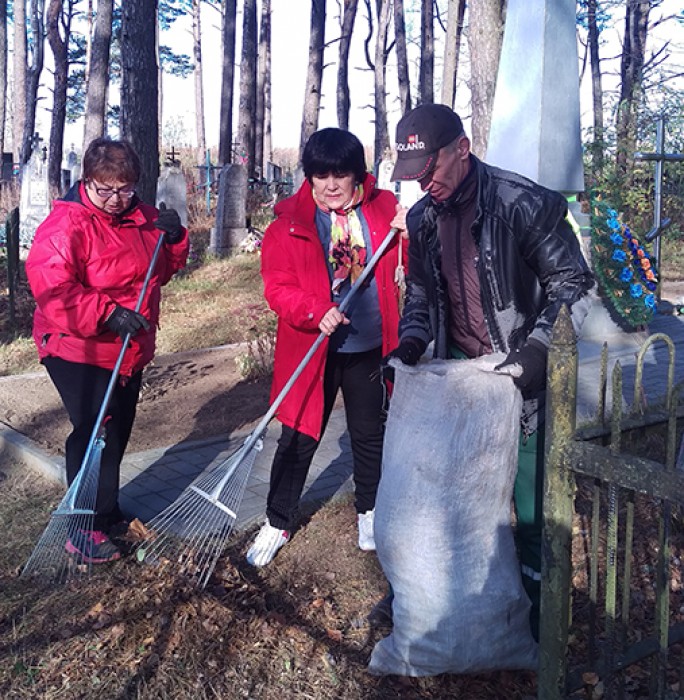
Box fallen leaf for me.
[92,612,112,630]
[583,671,600,685]
[109,623,125,645]
[326,628,342,642]
[86,601,105,618]
[128,518,152,540]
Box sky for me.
[160,2,387,151]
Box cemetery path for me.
[2,281,683,459]
[0,344,271,456]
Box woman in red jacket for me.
[247,128,407,567]
[26,137,189,564]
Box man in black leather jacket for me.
[385,103,595,639]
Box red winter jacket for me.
[26,181,189,377]
[261,173,406,440]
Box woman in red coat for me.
[247,128,407,567]
[26,137,189,564]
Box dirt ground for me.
[0,344,271,456]
[2,281,684,458]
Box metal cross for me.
[634,116,684,294]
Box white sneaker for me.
[246,522,290,567]
[357,509,376,551]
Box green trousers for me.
[516,427,544,641]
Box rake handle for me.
[240,226,400,457]
[68,228,167,503]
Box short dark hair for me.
[302,128,367,184]
[82,137,141,184]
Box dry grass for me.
[0,229,272,376]
[3,428,683,698]
[0,478,539,699]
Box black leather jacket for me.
[400,155,595,359]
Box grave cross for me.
[634,116,684,289]
[165,147,181,167]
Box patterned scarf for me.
[315,184,366,295]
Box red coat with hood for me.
[261,173,405,441]
[26,181,189,378]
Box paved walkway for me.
[2,297,684,533]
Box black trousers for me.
[44,356,142,531]
[266,346,386,530]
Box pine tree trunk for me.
[419,0,434,104]
[467,0,505,157]
[83,0,113,151]
[373,0,391,170]
[237,0,257,176]
[255,0,271,177]
[587,0,604,179]
[13,0,27,163]
[394,0,411,115]
[615,0,650,180]
[299,0,326,160]
[46,0,70,192]
[120,0,159,204]
[337,0,358,131]
[193,0,206,161]
[218,0,237,165]
[441,0,466,109]
[0,0,7,160]
[20,0,45,166]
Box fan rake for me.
[21,230,166,582]
[135,227,401,587]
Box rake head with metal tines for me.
[21,437,104,582]
[135,439,261,588]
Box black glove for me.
[494,339,548,397]
[155,202,183,244]
[380,337,427,383]
[105,305,151,339]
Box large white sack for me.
[368,355,539,677]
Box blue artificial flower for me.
[611,233,624,245]
[607,208,618,218]
[646,281,658,292]
[620,267,634,282]
[612,249,627,262]
[608,218,621,231]
[644,294,656,310]
[630,284,643,298]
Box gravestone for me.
[378,150,422,208]
[486,0,583,195]
[209,163,248,256]
[66,145,78,169]
[156,165,188,226]
[19,137,51,251]
[1,153,13,181]
[485,0,629,339]
[266,161,282,183]
[376,153,395,193]
[60,144,79,194]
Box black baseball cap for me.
[391,104,465,181]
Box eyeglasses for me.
[89,182,136,200]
